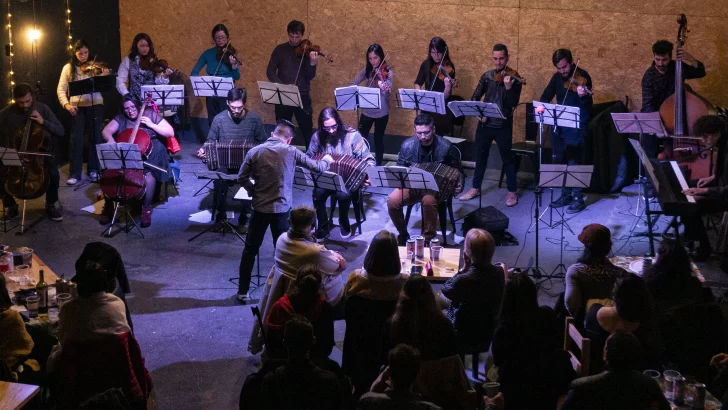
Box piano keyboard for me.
[669,161,695,203]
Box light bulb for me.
[27,28,41,41]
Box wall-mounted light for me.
[27,28,41,42]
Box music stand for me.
[68,74,116,190]
[257,81,303,109]
[611,112,667,216]
[397,89,446,115]
[188,171,246,243]
[141,84,185,117]
[294,166,350,244]
[334,85,381,111]
[628,139,664,256]
[96,143,145,238]
[191,76,234,101]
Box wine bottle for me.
[36,269,48,314]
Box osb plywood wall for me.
[119,0,728,142]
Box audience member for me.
[343,230,409,397]
[0,274,36,382]
[564,224,628,318]
[491,273,574,410]
[583,273,660,374]
[643,238,704,308]
[442,229,505,351]
[265,264,334,360]
[389,275,457,361]
[249,206,346,354]
[261,317,344,410]
[359,344,442,410]
[559,331,670,410]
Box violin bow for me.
[367,52,391,88]
[430,46,448,92]
[213,39,233,77]
[561,58,582,106]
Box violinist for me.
[100,96,174,227]
[350,44,393,166]
[414,37,456,135]
[191,24,242,126]
[460,44,522,207]
[57,39,110,186]
[0,83,64,222]
[266,20,319,148]
[641,40,705,159]
[116,33,173,105]
[539,49,593,214]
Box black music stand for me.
[257,81,303,109]
[96,143,145,238]
[0,148,49,235]
[68,74,116,190]
[188,171,247,243]
[141,84,185,127]
[397,88,446,115]
[294,166,349,244]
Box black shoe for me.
[314,227,329,242]
[690,247,712,262]
[550,195,573,208]
[397,233,410,246]
[566,199,586,214]
[2,205,18,221]
[340,225,352,239]
[45,205,63,222]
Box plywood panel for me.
[520,0,728,18]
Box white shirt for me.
[57,63,104,107]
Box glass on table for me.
[20,247,33,267]
[643,369,661,381]
[56,293,72,310]
[663,370,681,400]
[26,295,39,318]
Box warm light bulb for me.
[11,81,15,85]
[66,19,71,23]
[10,99,15,104]
[66,9,71,13]
[27,28,41,41]
[7,13,10,18]
[68,35,72,39]
[9,71,13,75]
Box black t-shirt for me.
[414,59,455,93]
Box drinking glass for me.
[26,295,39,318]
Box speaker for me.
[462,206,517,246]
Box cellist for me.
[0,83,64,222]
[100,95,174,227]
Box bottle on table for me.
[36,269,48,314]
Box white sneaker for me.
[66,177,78,186]
[237,292,251,302]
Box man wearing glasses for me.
[197,88,267,230]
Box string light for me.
[65,0,72,50]
[6,1,13,103]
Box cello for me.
[99,93,154,202]
[658,14,715,179]
[4,104,49,200]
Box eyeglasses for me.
[322,124,338,132]
[123,107,137,113]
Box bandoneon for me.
[311,153,369,193]
[203,140,257,171]
[411,162,460,200]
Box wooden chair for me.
[563,317,591,377]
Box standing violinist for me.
[641,40,705,159]
[57,39,111,186]
[414,37,456,136]
[539,49,593,214]
[0,83,64,222]
[191,24,241,126]
[460,44,522,207]
[266,20,319,148]
[116,33,173,105]
[350,44,393,166]
[100,95,174,227]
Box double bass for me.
[4,105,49,200]
[99,93,154,201]
[658,14,715,179]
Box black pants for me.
[206,96,227,126]
[1,155,60,208]
[275,95,313,148]
[683,193,727,251]
[358,114,389,166]
[472,124,516,192]
[212,177,251,223]
[313,187,359,232]
[551,128,584,199]
[238,210,289,294]
[69,105,104,179]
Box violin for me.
[138,53,175,74]
[295,39,333,63]
[564,65,593,95]
[216,42,242,67]
[431,62,457,86]
[80,61,111,76]
[377,62,391,81]
[494,67,526,85]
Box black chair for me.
[498,102,540,188]
[327,139,371,235]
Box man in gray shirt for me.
[236,120,332,301]
[198,88,266,228]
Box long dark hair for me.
[497,273,539,326]
[391,275,451,350]
[128,33,154,59]
[317,106,348,145]
[365,44,385,80]
[643,238,693,294]
[211,24,229,41]
[427,37,452,66]
[70,39,91,67]
[287,264,323,313]
[363,230,401,277]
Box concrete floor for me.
[5,139,728,409]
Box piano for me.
[648,159,697,216]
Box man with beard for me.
[0,83,65,221]
[539,49,593,214]
[198,87,267,229]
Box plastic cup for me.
[20,247,33,267]
[430,245,442,262]
[26,295,39,318]
[56,293,71,310]
[643,369,661,380]
[484,382,500,398]
[0,257,8,273]
[663,370,681,400]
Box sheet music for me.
[398,89,446,115]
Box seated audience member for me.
[74,241,134,330]
[249,206,346,354]
[491,273,574,410]
[55,261,152,410]
[442,228,505,351]
[0,274,37,382]
[265,264,335,360]
[584,273,660,374]
[344,230,409,398]
[560,332,670,410]
[389,275,457,361]
[643,238,704,308]
[565,224,628,318]
[261,317,344,410]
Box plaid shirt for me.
[640,60,705,113]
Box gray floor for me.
[5,140,728,409]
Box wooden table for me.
[4,253,59,296]
[398,246,461,282]
[0,381,40,410]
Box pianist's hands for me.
[697,175,715,188]
[683,187,708,197]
